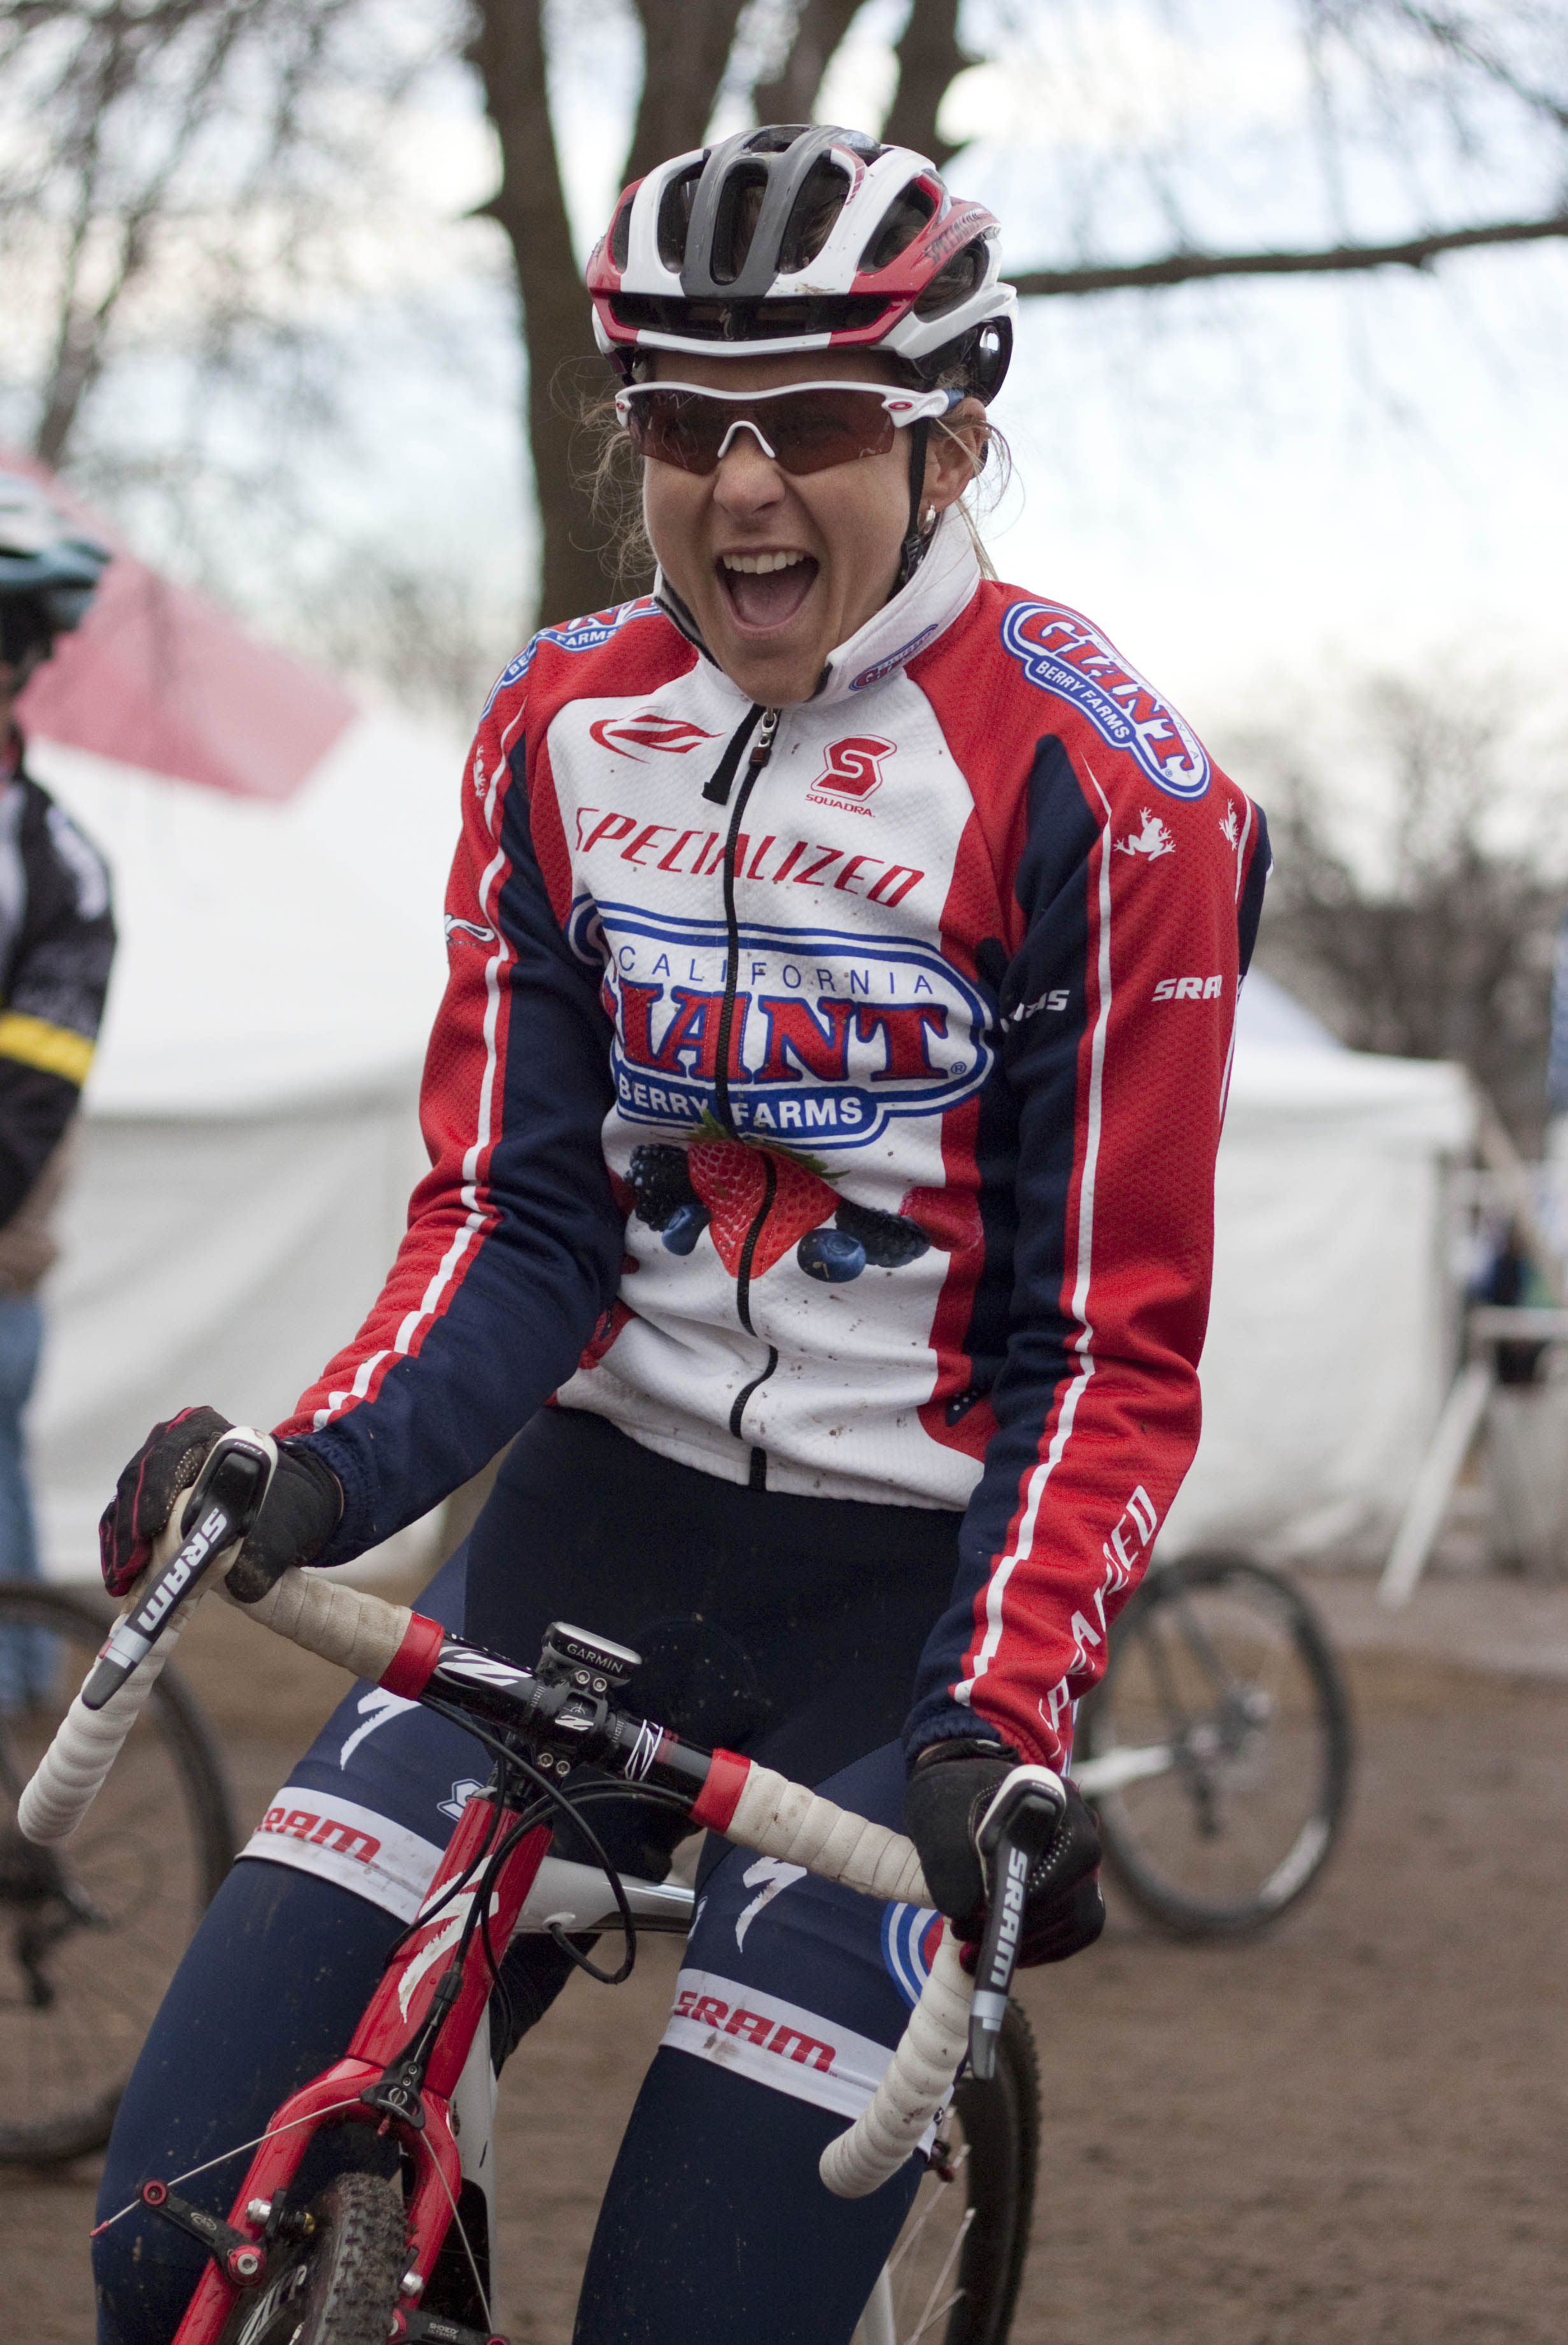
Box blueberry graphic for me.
[661,1200,711,1256]
[798,1228,867,1283]
[834,1198,929,1268]
[629,1144,696,1229]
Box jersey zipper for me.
[703,704,781,1487]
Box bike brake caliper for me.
[138,2180,267,2288]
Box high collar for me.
[654,505,981,714]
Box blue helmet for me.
[0,474,111,669]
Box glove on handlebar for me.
[99,1408,343,1602]
[903,1738,1105,1967]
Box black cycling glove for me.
[99,1408,343,1603]
[904,1738,1105,1966]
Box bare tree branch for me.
[882,0,973,167]
[1011,210,1568,296]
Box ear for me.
[923,398,989,514]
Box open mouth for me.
[716,549,819,633]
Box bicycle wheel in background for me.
[1077,1553,1352,1938]
[853,1999,1040,2345]
[0,1580,236,2162]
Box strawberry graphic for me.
[900,1185,984,1261]
[688,1136,838,1278]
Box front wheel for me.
[1077,1553,1353,1936]
[0,1580,236,2163]
[853,1998,1040,2345]
[218,2171,407,2345]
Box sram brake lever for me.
[83,1429,277,1711]
[966,1764,1066,2081]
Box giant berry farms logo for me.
[569,900,992,1152]
[1001,601,1210,800]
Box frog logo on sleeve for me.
[1001,602,1210,800]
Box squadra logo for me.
[807,735,894,814]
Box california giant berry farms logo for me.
[570,899,992,1152]
[1001,601,1210,800]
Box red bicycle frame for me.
[169,1790,552,2344]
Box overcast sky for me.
[360,0,1567,749]
[20,0,1560,756]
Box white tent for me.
[1165,977,1474,1563]
[25,712,462,1576]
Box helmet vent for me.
[778,158,851,274]
[914,235,987,318]
[859,185,938,275]
[710,162,769,285]
[609,194,634,272]
[744,124,812,155]
[656,166,704,271]
[609,292,890,341]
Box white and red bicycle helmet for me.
[587,124,1015,403]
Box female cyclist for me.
[92,125,1268,2344]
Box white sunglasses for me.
[614,379,963,475]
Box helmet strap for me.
[894,418,933,593]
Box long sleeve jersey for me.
[0,730,115,1283]
[283,511,1268,1769]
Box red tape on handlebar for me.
[690,1746,751,1832]
[379,1612,446,1699]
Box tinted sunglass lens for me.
[763,393,894,473]
[626,388,896,475]
[628,393,724,472]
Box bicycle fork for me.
[164,1789,547,2344]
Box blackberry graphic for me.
[833,1197,930,1270]
[628,1144,697,1230]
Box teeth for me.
[721,551,808,575]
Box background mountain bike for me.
[0,1578,235,2164]
[1075,1551,1352,1936]
[20,1433,1046,2345]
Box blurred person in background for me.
[0,478,115,1647]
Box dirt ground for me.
[5,1579,1566,2344]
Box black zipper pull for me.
[703,704,777,804]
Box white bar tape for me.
[220,1564,411,1685]
[819,1930,973,2199]
[721,1766,931,1908]
[18,1517,211,1846]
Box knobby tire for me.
[218,2171,407,2345]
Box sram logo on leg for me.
[1152,974,1223,1002]
[661,1966,896,2120]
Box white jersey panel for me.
[547,627,989,1504]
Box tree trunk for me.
[753,0,865,126]
[471,0,614,629]
[623,0,749,187]
[882,0,972,167]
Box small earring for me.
[923,505,936,526]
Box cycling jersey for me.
[0,726,114,1267]
[282,511,1268,1771]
